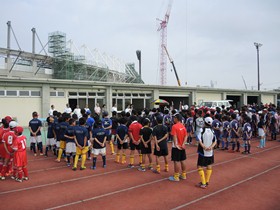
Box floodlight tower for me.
[157,0,173,85]
[254,42,262,91]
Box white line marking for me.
[171,164,280,210]
[44,145,280,210]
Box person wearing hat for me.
[0,116,12,172]
[196,117,217,189]
[0,121,17,180]
[11,126,29,182]
[169,113,188,182]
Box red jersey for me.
[128,121,143,142]
[0,127,10,157]
[2,131,17,154]
[171,122,187,147]
[13,135,27,167]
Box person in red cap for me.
[12,126,29,182]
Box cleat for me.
[0,176,6,180]
[11,176,16,180]
[72,167,77,171]
[23,177,29,181]
[87,157,91,160]
[242,151,248,154]
[15,178,23,183]
[148,166,153,170]
[55,159,60,163]
[127,164,134,168]
[179,175,187,180]
[103,165,106,168]
[196,182,207,189]
[138,167,146,172]
[34,154,37,157]
[67,163,71,167]
[111,152,116,155]
[114,160,120,164]
[152,169,160,174]
[80,166,86,170]
[168,176,180,182]
[121,161,126,164]
[90,166,96,170]
[40,153,44,156]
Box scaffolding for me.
[48,31,143,83]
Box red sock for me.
[13,167,17,177]
[1,165,7,177]
[0,162,3,172]
[23,167,28,177]
[18,168,23,179]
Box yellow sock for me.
[198,168,206,185]
[110,142,115,154]
[174,172,180,181]
[130,155,134,165]
[181,171,187,179]
[57,148,63,161]
[141,164,145,169]
[206,168,212,183]
[81,154,86,168]
[121,154,126,164]
[156,164,160,172]
[148,163,153,169]
[165,164,169,172]
[115,153,120,163]
[73,154,78,168]
[139,154,143,164]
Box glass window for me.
[79,92,86,96]
[125,93,131,97]
[145,99,151,109]
[88,92,96,96]
[69,92,77,96]
[139,93,145,97]
[97,92,105,96]
[118,93,123,96]
[132,93,138,97]
[31,91,40,97]
[0,90,5,96]
[58,92,64,97]
[146,94,152,97]
[50,92,56,96]
[117,99,123,111]
[112,93,117,97]
[19,91,29,96]
[7,90,17,96]
[132,99,144,111]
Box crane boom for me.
[163,45,181,86]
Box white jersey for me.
[200,128,216,157]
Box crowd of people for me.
[0,101,279,188]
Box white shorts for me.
[46,138,56,146]
[258,128,265,137]
[30,136,42,144]
[56,140,60,148]
[66,142,76,153]
[88,140,92,147]
[91,148,106,156]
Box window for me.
[50,92,56,97]
[0,90,5,96]
[125,93,131,97]
[88,92,96,96]
[78,92,86,96]
[139,93,145,97]
[146,94,152,97]
[19,91,29,96]
[97,92,105,96]
[31,91,40,97]
[57,92,64,97]
[132,93,138,97]
[6,90,17,96]
[69,92,77,96]
[112,93,117,97]
[118,93,123,96]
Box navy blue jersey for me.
[74,126,88,147]
[84,122,92,139]
[243,122,252,140]
[47,122,55,138]
[29,118,42,136]
[53,121,60,140]
[58,122,69,141]
[92,127,106,149]
[102,117,112,135]
[111,117,119,130]
[65,125,75,143]
[116,124,128,140]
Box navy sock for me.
[102,156,106,166]
[31,143,36,153]
[248,144,251,153]
[244,143,248,152]
[236,141,240,151]
[232,142,236,150]
[93,157,97,167]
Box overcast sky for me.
[1,0,280,90]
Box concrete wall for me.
[195,92,222,105]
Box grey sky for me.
[1,0,279,90]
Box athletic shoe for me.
[0,176,5,180]
[121,161,126,164]
[67,163,71,167]
[152,169,160,174]
[168,176,179,182]
[138,167,146,172]
[55,159,60,163]
[179,174,187,180]
[90,166,96,170]
[111,152,116,155]
[242,151,248,155]
[40,153,44,156]
[34,154,37,157]
[195,182,207,189]
[80,166,86,170]
[164,168,169,172]
[103,165,106,168]
[15,178,22,183]
[23,177,29,181]
[11,176,16,180]
[127,164,134,168]
[87,157,91,160]
[44,154,48,157]
[148,166,153,170]
[72,167,77,171]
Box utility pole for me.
[254,42,262,91]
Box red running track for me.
[0,139,279,210]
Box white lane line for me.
[44,145,280,210]
[171,164,280,210]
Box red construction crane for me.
[157,0,173,86]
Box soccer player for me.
[0,116,12,172]
[257,114,266,148]
[185,111,194,145]
[128,115,143,168]
[65,118,76,167]
[0,121,17,180]
[196,117,217,189]
[73,117,89,170]
[115,117,128,164]
[194,110,204,146]
[45,116,56,157]
[152,115,169,174]
[221,116,230,150]
[229,113,240,153]
[102,111,115,155]
[12,126,29,182]
[91,120,107,169]
[29,112,43,156]
[212,114,222,149]
[138,118,153,172]
[242,116,252,154]
[169,113,188,182]
[55,113,70,162]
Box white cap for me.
[9,121,18,128]
[204,117,213,125]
